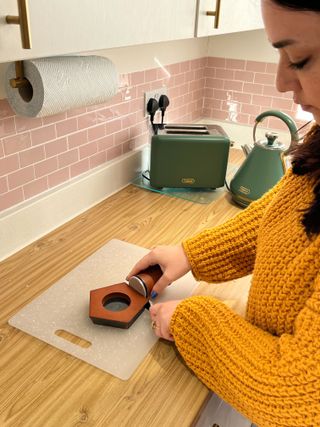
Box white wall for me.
[208,29,278,63]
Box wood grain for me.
[0,149,243,427]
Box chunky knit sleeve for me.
[170,279,320,427]
[183,172,290,282]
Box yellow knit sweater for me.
[171,168,320,427]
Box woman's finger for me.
[126,253,156,280]
[152,274,171,294]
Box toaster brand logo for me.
[181,178,195,184]
[239,185,250,194]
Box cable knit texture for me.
[171,169,320,427]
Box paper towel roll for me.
[5,56,119,117]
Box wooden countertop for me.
[0,150,244,427]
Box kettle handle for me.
[253,110,299,153]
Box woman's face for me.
[262,0,320,123]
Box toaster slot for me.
[166,130,210,135]
[164,124,208,130]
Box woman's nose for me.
[276,59,301,94]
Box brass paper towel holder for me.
[89,265,162,329]
[9,61,29,89]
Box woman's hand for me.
[150,300,182,341]
[126,244,191,295]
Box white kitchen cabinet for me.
[0,0,196,63]
[196,0,263,37]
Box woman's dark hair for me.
[271,1,320,12]
[291,125,320,236]
[271,0,320,236]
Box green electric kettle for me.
[230,110,299,207]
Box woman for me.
[128,2,320,425]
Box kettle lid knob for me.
[265,132,278,146]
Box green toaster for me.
[150,124,230,189]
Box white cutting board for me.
[9,239,198,380]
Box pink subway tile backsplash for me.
[15,115,42,132]
[0,117,15,137]
[113,129,130,147]
[0,99,14,119]
[226,59,246,70]
[271,97,294,110]
[266,63,278,73]
[23,177,48,199]
[206,78,224,90]
[68,130,88,149]
[31,124,56,146]
[56,117,78,137]
[89,151,106,169]
[130,71,145,86]
[67,107,87,118]
[215,68,234,80]
[0,56,301,213]
[0,154,19,175]
[107,145,122,161]
[79,141,98,160]
[48,167,69,188]
[97,135,114,152]
[223,80,243,91]
[58,148,79,169]
[203,56,301,129]
[0,176,8,194]
[232,92,252,104]
[145,68,158,83]
[96,108,115,123]
[207,57,226,68]
[8,165,34,190]
[241,103,262,116]
[180,60,191,73]
[88,124,106,142]
[42,112,67,125]
[77,111,98,130]
[254,72,276,85]
[70,158,90,178]
[35,157,58,178]
[213,89,228,100]
[0,187,24,210]
[234,70,255,83]
[45,137,68,157]
[245,61,267,73]
[252,95,272,108]
[243,82,264,95]
[19,145,45,167]
[3,132,31,155]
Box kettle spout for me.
[241,144,252,157]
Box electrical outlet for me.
[144,86,168,117]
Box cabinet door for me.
[0,0,196,63]
[196,0,263,37]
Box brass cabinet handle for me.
[206,0,221,29]
[6,0,32,49]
